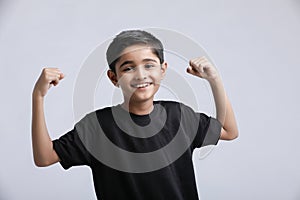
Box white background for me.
[1,0,300,199]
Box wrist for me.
[32,90,44,101]
[207,75,222,86]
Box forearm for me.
[31,93,58,166]
[208,77,226,126]
[221,94,239,140]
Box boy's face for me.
[108,44,167,104]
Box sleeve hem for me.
[201,117,222,147]
[53,140,71,170]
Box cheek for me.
[117,74,130,84]
[151,73,163,84]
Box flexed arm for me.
[187,57,238,140]
[32,68,64,166]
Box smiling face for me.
[107,44,167,105]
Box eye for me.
[122,66,134,72]
[144,64,155,69]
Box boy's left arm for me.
[187,56,238,141]
[220,93,239,140]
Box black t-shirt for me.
[53,101,221,200]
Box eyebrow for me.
[119,58,158,68]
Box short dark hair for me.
[106,30,164,72]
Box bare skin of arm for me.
[32,68,64,167]
[187,56,238,141]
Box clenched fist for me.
[33,68,64,98]
[187,56,219,82]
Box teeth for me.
[133,83,150,88]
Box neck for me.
[121,99,154,115]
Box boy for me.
[32,30,238,199]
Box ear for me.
[107,70,119,87]
[161,62,168,79]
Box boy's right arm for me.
[31,68,64,167]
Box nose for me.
[135,66,147,80]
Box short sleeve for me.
[53,127,92,170]
[192,113,222,149]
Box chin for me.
[129,94,155,103]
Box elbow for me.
[33,157,51,167]
[220,129,239,141]
[34,160,47,167]
[228,130,239,140]
[230,132,239,140]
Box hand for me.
[187,56,219,82]
[33,68,64,98]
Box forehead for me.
[117,44,159,63]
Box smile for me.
[131,82,152,88]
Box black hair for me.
[106,30,164,72]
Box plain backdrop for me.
[1,0,300,199]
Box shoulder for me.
[75,106,114,126]
[94,105,113,114]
